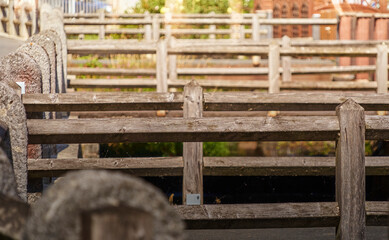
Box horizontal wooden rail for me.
[64,13,268,19]
[22,92,389,112]
[65,28,268,36]
[68,41,380,57]
[66,66,378,77]
[27,156,389,178]
[68,78,379,91]
[63,18,337,26]
[67,67,156,76]
[175,202,387,229]
[26,115,389,144]
[64,19,152,25]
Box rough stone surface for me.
[0,52,42,94]
[17,42,50,94]
[0,82,28,201]
[41,30,65,93]
[0,194,29,240]
[40,4,67,88]
[0,147,19,199]
[25,170,184,240]
[28,34,57,93]
[0,52,44,161]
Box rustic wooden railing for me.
[63,11,336,40]
[21,86,389,236]
[0,0,36,39]
[66,38,389,93]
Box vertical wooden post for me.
[376,44,388,94]
[98,9,105,40]
[252,13,260,41]
[7,0,15,36]
[268,42,280,93]
[239,24,245,40]
[144,12,152,41]
[152,15,160,41]
[183,81,203,205]
[156,39,168,92]
[168,36,177,82]
[165,12,172,41]
[266,10,273,39]
[209,11,216,39]
[281,36,291,82]
[335,99,366,240]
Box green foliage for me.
[182,0,229,14]
[131,0,165,13]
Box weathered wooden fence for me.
[63,12,335,40]
[66,37,389,92]
[20,85,389,235]
[0,0,37,39]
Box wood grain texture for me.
[156,39,168,92]
[26,115,389,144]
[67,67,156,76]
[26,116,341,144]
[183,81,203,205]
[68,78,381,91]
[268,42,280,93]
[376,44,388,94]
[175,202,339,229]
[28,156,389,178]
[174,201,387,229]
[335,99,366,240]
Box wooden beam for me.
[27,156,389,178]
[68,78,379,91]
[67,40,157,54]
[335,99,366,240]
[175,202,387,229]
[175,202,339,229]
[22,92,183,112]
[183,81,203,205]
[156,39,168,92]
[23,92,389,112]
[268,42,280,93]
[64,19,152,25]
[376,44,388,94]
[67,68,156,76]
[26,116,341,144]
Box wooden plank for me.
[22,92,183,112]
[26,115,389,144]
[67,67,156,76]
[26,116,340,144]
[268,42,280,93]
[203,92,389,111]
[175,202,339,229]
[156,39,168,92]
[376,44,388,94]
[64,19,152,25]
[67,40,156,54]
[176,67,269,75]
[335,99,366,240]
[183,81,203,205]
[282,36,291,82]
[68,78,379,91]
[27,156,389,178]
[23,92,389,112]
[66,28,146,35]
[175,202,387,229]
[98,10,104,40]
[168,37,177,81]
[21,92,389,112]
